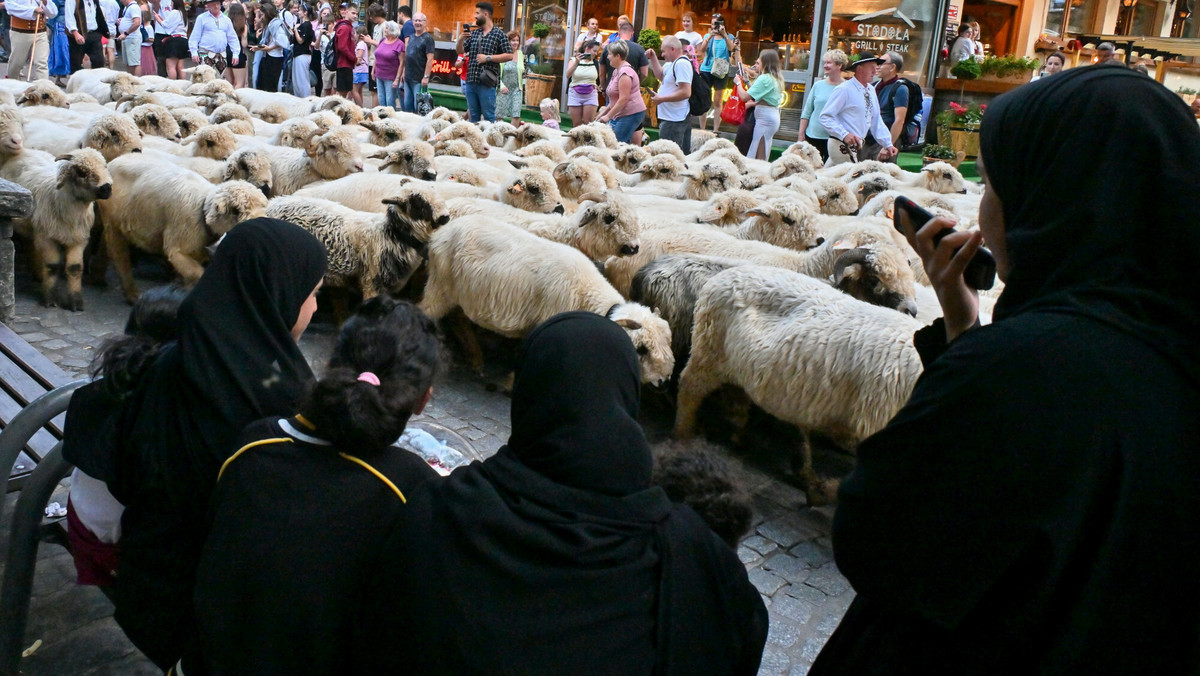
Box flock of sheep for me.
[0,65,991,500]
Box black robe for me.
[194,416,438,675]
[92,219,326,670]
[812,66,1200,674]
[363,312,768,675]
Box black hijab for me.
[507,311,653,496]
[370,313,767,675]
[981,66,1200,383]
[114,218,327,509]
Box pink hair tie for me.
[357,372,381,386]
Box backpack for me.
[896,77,924,139]
[678,58,711,117]
[323,32,337,70]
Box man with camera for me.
[455,1,512,123]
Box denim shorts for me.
[353,71,368,84]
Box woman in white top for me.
[798,48,846,162]
[675,11,702,50]
[250,1,287,92]
[565,38,601,125]
[574,17,600,51]
[153,0,188,79]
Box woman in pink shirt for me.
[595,40,645,143]
[372,20,405,109]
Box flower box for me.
[947,127,980,159]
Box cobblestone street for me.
[2,269,854,675]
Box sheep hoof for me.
[804,477,840,508]
[65,292,85,312]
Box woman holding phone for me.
[565,38,600,125]
[811,66,1200,675]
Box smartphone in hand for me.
[893,196,996,290]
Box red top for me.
[334,19,356,68]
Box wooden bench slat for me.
[0,323,72,392]
[0,352,67,439]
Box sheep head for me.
[741,199,823,251]
[223,148,274,197]
[501,169,564,214]
[255,103,290,124]
[769,153,817,181]
[850,173,899,208]
[84,114,144,161]
[919,161,970,194]
[694,137,738,161]
[308,110,343,132]
[172,108,210,140]
[513,139,566,164]
[274,118,321,149]
[633,153,684,182]
[131,104,183,141]
[607,303,675,386]
[506,124,553,149]
[185,125,237,161]
[611,145,649,173]
[185,64,220,83]
[829,243,918,317]
[210,102,253,125]
[678,159,739,200]
[573,192,641,259]
[0,106,24,156]
[429,106,462,123]
[698,190,759,227]
[372,141,437,181]
[381,184,451,246]
[433,138,476,159]
[53,149,112,202]
[814,177,857,215]
[567,145,616,168]
[644,139,687,162]
[361,119,409,147]
[18,81,70,108]
[564,126,603,153]
[203,180,269,237]
[552,159,607,201]
[306,128,364,178]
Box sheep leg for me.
[164,248,206,286]
[674,362,723,439]
[794,431,839,507]
[446,311,486,376]
[33,236,63,308]
[83,222,110,286]
[104,225,140,304]
[63,244,85,312]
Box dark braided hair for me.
[298,297,443,451]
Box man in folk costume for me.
[6,0,58,81]
[65,0,110,71]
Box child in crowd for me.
[319,14,336,95]
[351,23,369,105]
[539,97,560,130]
[194,297,442,674]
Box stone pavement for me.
[1,267,853,675]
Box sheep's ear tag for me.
[614,318,642,330]
[509,184,523,194]
[818,197,827,207]
[831,239,853,251]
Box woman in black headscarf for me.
[364,312,768,675]
[64,218,327,673]
[811,66,1200,673]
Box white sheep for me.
[22,113,144,162]
[603,222,919,317]
[293,174,468,212]
[420,216,674,384]
[129,103,182,141]
[64,68,138,103]
[0,148,112,309]
[260,128,364,195]
[781,140,825,170]
[98,155,269,301]
[370,140,438,180]
[265,190,450,298]
[644,138,687,162]
[0,106,25,160]
[446,191,640,260]
[676,264,923,501]
[676,158,740,201]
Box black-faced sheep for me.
[98,155,269,301]
[503,123,554,150]
[447,192,640,260]
[172,108,210,139]
[677,158,740,201]
[675,264,923,502]
[272,118,321,149]
[611,144,649,172]
[563,125,612,152]
[420,216,674,385]
[265,189,450,298]
[23,113,145,162]
[0,148,112,309]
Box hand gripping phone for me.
[893,196,996,291]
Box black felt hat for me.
[845,50,886,70]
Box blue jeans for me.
[609,110,645,144]
[401,80,419,112]
[462,81,497,122]
[377,78,397,108]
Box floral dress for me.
[494,52,524,119]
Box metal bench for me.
[0,324,77,494]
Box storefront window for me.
[827,0,941,85]
[1043,0,1067,36]
[1065,0,1098,35]
[1127,0,1161,35]
[421,0,511,41]
[637,0,814,73]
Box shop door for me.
[515,0,573,104]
